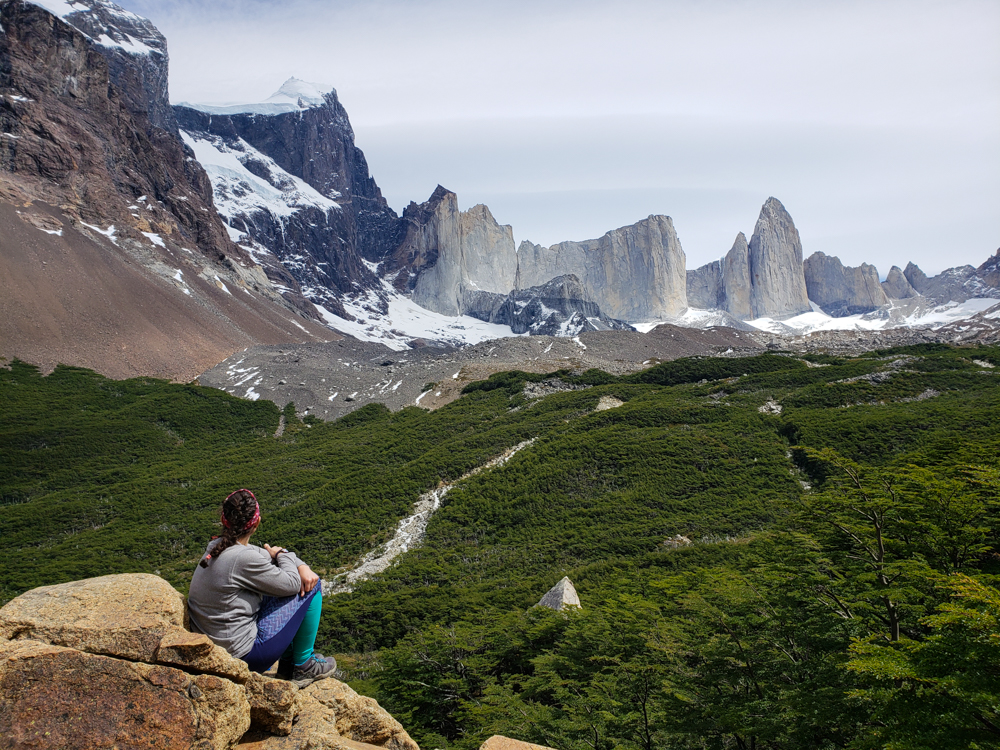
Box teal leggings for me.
[284,590,322,666]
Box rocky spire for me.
[722,231,753,319]
[747,198,811,319]
[882,265,919,299]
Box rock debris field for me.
[198,324,763,421]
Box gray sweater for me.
[187,540,305,658]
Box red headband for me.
[222,489,260,532]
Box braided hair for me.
[199,489,259,568]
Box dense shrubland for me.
[2,344,999,749]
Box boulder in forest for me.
[536,576,582,611]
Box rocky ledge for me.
[0,574,418,750]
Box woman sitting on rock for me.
[187,488,334,687]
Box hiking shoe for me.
[290,653,336,688]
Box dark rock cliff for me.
[464,274,634,335]
[174,85,407,316]
[0,0,245,265]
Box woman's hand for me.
[298,564,319,597]
[263,543,285,560]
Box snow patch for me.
[142,231,165,248]
[178,77,335,116]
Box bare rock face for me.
[245,672,300,736]
[882,265,919,299]
[747,198,811,319]
[536,576,581,611]
[304,679,421,750]
[803,252,889,316]
[686,260,722,309]
[157,629,251,684]
[979,249,1000,289]
[0,0,247,267]
[903,260,998,304]
[0,573,186,661]
[723,232,754,319]
[464,274,634,335]
[174,83,404,318]
[516,215,687,322]
[480,737,557,750]
[0,639,251,750]
[398,186,517,316]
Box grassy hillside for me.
[2,345,999,749]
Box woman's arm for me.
[231,546,301,597]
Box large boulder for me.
[246,672,300,736]
[0,639,250,750]
[157,629,252,683]
[0,573,186,662]
[480,737,557,750]
[304,680,420,750]
[536,576,582,611]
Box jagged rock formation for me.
[175,80,405,319]
[687,197,814,322]
[903,260,999,304]
[747,198,811,318]
[536,576,581,611]
[516,215,687,322]
[882,265,920,299]
[0,574,420,750]
[0,0,331,380]
[803,252,889,316]
[464,274,633,335]
[388,186,517,316]
[688,199,812,321]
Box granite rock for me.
[402,187,517,316]
[536,576,581,611]
[480,737,557,750]
[245,672,300,736]
[464,274,633,335]
[722,232,754,319]
[803,252,888,316]
[515,215,687,322]
[747,198,811,319]
[157,629,252,684]
[0,638,250,750]
[304,679,420,750]
[882,265,920,299]
[0,573,186,662]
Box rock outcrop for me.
[393,186,517,316]
[516,215,687,322]
[175,81,405,318]
[480,737,557,750]
[902,255,1000,305]
[747,198,811,319]
[688,233,754,318]
[465,275,633,335]
[688,199,814,322]
[536,576,581,611]
[0,0,331,380]
[882,265,919,299]
[0,639,251,750]
[0,574,421,750]
[803,252,889,316]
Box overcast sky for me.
[123,0,999,275]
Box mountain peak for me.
[266,77,335,108]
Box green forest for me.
[2,344,999,749]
